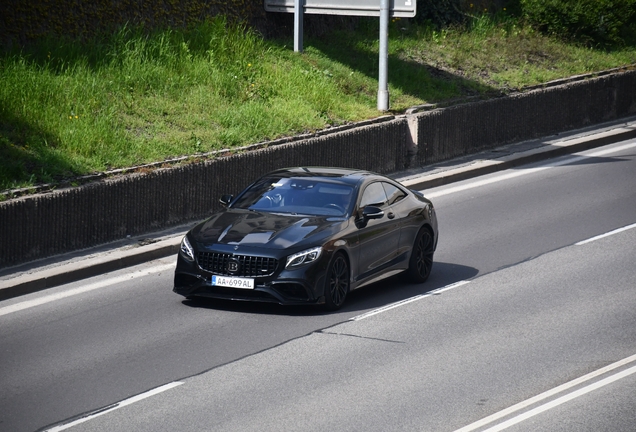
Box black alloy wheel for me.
[408,227,434,283]
[324,253,350,310]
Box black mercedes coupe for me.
[173,167,438,310]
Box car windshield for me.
[232,177,354,216]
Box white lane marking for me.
[479,364,636,432]
[351,280,470,321]
[453,353,636,432]
[575,222,636,245]
[425,141,636,199]
[44,381,184,432]
[426,165,553,199]
[0,263,174,318]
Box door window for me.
[382,183,406,205]
[359,182,388,208]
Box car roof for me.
[265,167,378,186]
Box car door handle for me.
[387,212,395,219]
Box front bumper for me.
[173,254,328,306]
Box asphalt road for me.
[1,139,635,432]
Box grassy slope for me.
[1,16,635,196]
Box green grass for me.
[396,15,636,90]
[1,15,635,195]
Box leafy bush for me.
[520,0,636,46]
[415,0,466,28]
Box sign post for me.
[294,0,303,52]
[377,0,389,111]
[264,0,416,111]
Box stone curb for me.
[0,238,182,301]
[400,121,636,190]
[1,118,635,302]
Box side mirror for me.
[356,206,384,228]
[362,206,384,220]
[219,194,234,207]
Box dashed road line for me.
[425,141,636,199]
[575,222,636,245]
[0,263,174,318]
[43,381,184,432]
[351,280,470,321]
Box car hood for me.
[190,209,347,250]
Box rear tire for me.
[324,253,350,311]
[408,227,434,283]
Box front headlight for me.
[286,246,322,268]
[180,235,195,261]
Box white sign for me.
[265,0,416,18]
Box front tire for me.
[324,253,350,310]
[408,227,434,283]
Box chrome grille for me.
[197,252,278,277]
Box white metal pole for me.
[377,0,389,111]
[294,0,304,52]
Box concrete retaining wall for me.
[1,69,635,268]
[414,70,636,165]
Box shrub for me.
[415,0,466,28]
[520,0,636,47]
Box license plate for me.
[211,275,254,289]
